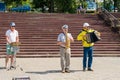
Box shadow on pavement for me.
[25,70,83,74]
[0,67,6,70]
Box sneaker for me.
[10,66,15,69]
[3,67,6,69]
[88,68,93,71]
[83,68,86,71]
[65,68,70,73]
[61,70,65,73]
[6,67,10,71]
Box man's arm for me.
[16,31,19,42]
[57,41,65,47]
[77,32,83,41]
[16,36,19,42]
[69,34,74,43]
[6,36,10,44]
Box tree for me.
[32,0,54,13]
[32,0,46,12]
[54,0,76,13]
[46,0,54,13]
[3,0,22,6]
[103,0,120,12]
[113,0,120,12]
[2,0,31,11]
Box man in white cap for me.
[57,24,74,73]
[77,22,100,71]
[5,22,19,70]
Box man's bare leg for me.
[5,55,9,68]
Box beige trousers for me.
[59,47,71,71]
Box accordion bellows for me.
[86,31,101,43]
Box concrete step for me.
[0,13,119,57]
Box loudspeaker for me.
[12,76,30,80]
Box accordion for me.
[86,31,101,43]
[10,42,21,46]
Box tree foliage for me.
[2,0,31,9]
[1,0,120,13]
[113,0,120,12]
[104,0,120,12]
[32,0,54,13]
[54,0,76,13]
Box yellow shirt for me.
[77,29,94,47]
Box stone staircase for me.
[0,12,120,58]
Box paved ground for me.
[0,57,120,80]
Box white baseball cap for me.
[83,23,90,27]
[62,24,68,29]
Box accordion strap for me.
[82,30,89,42]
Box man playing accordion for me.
[5,22,20,70]
[77,23,100,71]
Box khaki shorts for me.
[6,44,19,55]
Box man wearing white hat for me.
[5,22,19,70]
[77,22,100,71]
[57,24,74,73]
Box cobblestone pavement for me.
[0,57,120,80]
